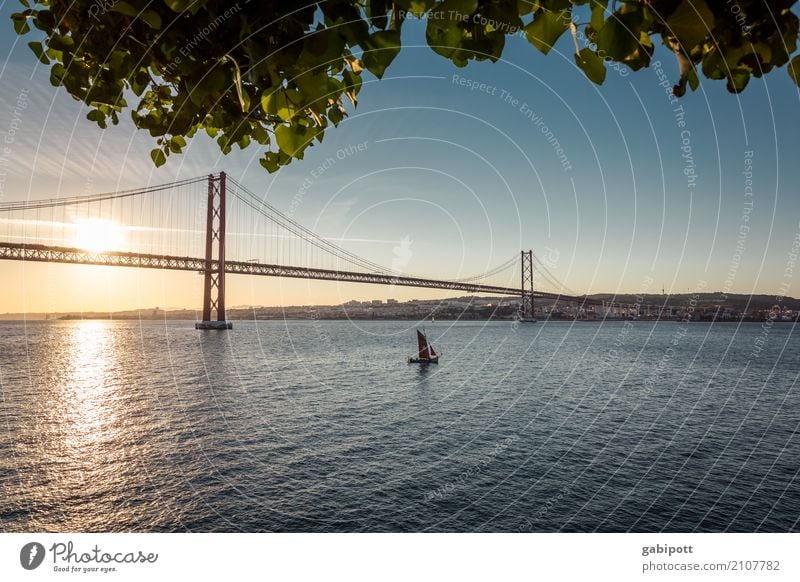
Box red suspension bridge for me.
[0,172,607,328]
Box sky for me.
[1,5,799,314]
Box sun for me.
[74,219,126,253]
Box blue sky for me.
[1,5,799,311]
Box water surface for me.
[1,319,797,532]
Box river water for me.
[0,319,797,532]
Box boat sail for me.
[408,329,439,364]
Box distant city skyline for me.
[1,7,799,313]
[4,290,797,320]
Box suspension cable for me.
[532,253,577,295]
[0,176,208,212]
[452,255,519,282]
[228,177,393,274]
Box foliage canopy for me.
[11,0,800,171]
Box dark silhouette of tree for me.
[11,1,799,171]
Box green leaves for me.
[366,0,391,29]
[86,109,107,129]
[49,62,66,86]
[11,0,800,173]
[47,33,73,52]
[575,48,606,85]
[426,0,478,66]
[275,123,317,159]
[789,55,800,87]
[665,0,714,50]
[396,0,436,18]
[138,9,163,30]
[28,41,49,64]
[342,69,362,106]
[726,68,750,93]
[294,71,330,110]
[150,148,167,168]
[148,132,190,166]
[596,11,641,62]
[590,0,607,32]
[525,9,569,55]
[362,31,401,78]
[111,2,162,29]
[164,0,201,14]
[11,10,31,34]
[261,89,301,122]
[187,67,227,107]
[259,152,281,173]
[168,135,186,153]
[424,0,520,65]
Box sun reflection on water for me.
[35,320,131,529]
[59,321,119,447]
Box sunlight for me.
[74,219,126,253]
[61,320,118,441]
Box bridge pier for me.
[196,172,232,330]
[518,250,536,322]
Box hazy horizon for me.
[2,288,795,320]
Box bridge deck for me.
[0,242,599,304]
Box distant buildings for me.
[30,295,799,322]
[532,300,797,323]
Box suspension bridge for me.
[0,172,612,328]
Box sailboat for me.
[408,329,439,364]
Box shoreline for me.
[1,317,796,324]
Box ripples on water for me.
[0,319,798,532]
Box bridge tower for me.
[519,250,536,322]
[196,172,232,330]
